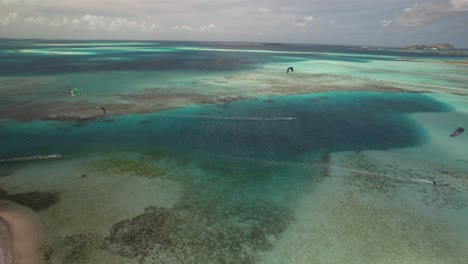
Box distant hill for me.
[403,43,455,50]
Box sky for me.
[0,0,467,48]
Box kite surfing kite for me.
[69,88,81,96]
[287,67,294,73]
[450,127,464,137]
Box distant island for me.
[403,43,455,50]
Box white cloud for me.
[1,0,38,5]
[173,25,193,32]
[0,12,18,26]
[381,19,393,28]
[256,7,271,13]
[137,21,158,33]
[0,12,159,33]
[292,22,307,28]
[103,17,139,32]
[397,0,468,27]
[108,18,124,31]
[71,18,80,27]
[450,0,468,10]
[81,14,107,31]
[292,15,314,29]
[200,23,215,32]
[0,0,466,47]
[24,16,62,27]
[171,23,219,33]
[149,23,158,31]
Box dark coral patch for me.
[102,201,294,264]
[102,207,173,259]
[45,233,98,264]
[0,189,60,211]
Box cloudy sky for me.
[1,0,467,47]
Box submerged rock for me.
[0,189,59,212]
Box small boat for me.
[0,154,61,163]
[450,127,464,137]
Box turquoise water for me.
[1,40,467,264]
[0,92,450,159]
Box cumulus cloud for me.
[381,19,393,28]
[0,12,18,26]
[76,14,159,32]
[0,0,38,5]
[256,7,271,13]
[0,12,159,33]
[80,14,107,30]
[149,23,158,31]
[0,0,466,47]
[172,23,219,33]
[451,0,468,9]
[24,16,60,27]
[172,25,193,32]
[71,18,80,27]
[292,15,314,29]
[200,23,215,32]
[397,0,468,27]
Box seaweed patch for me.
[92,157,168,179]
[102,200,294,263]
[45,233,98,264]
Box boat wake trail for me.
[320,164,433,184]
[154,114,297,121]
[214,155,434,185]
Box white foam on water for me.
[14,49,94,55]
[37,42,156,46]
[214,154,436,185]
[320,164,434,185]
[154,113,297,121]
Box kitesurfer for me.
[96,106,107,117]
[69,88,81,96]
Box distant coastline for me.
[403,43,455,50]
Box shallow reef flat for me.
[1,41,467,122]
[2,134,467,263]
